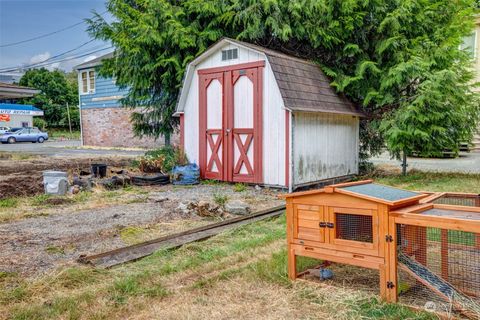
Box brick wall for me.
[81,107,175,148]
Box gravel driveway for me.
[0,140,145,158]
[370,151,480,173]
[0,184,283,276]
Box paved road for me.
[370,151,480,173]
[0,140,146,157]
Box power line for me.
[0,10,108,48]
[0,46,113,72]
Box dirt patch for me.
[0,183,283,277]
[0,156,133,199]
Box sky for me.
[0,0,112,72]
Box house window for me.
[460,31,477,59]
[80,69,96,94]
[221,48,238,61]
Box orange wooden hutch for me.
[282,180,480,317]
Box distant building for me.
[0,82,42,128]
[74,53,163,148]
[0,72,24,84]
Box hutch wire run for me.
[282,180,480,318]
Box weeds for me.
[233,183,247,192]
[213,193,229,206]
[30,194,51,206]
[45,245,65,255]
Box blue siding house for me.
[74,53,159,148]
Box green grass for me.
[48,129,81,140]
[369,170,480,193]
[5,170,475,319]
[427,228,476,246]
[30,194,51,206]
[0,198,18,208]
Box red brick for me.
[81,107,177,148]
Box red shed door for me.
[198,61,264,183]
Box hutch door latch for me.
[385,235,393,242]
[319,222,327,228]
[326,222,334,228]
[386,281,395,289]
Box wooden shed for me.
[174,38,364,190]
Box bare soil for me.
[0,184,283,277]
[0,156,134,198]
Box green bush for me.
[33,118,47,131]
[138,146,188,173]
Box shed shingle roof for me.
[227,39,364,116]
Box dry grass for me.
[0,186,150,223]
[3,169,468,319]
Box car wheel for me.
[7,137,16,144]
[37,137,45,143]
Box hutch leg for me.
[379,264,387,300]
[288,247,297,280]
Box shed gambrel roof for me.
[175,38,364,117]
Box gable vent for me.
[221,48,238,61]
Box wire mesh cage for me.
[431,193,480,207]
[335,213,373,243]
[396,224,480,318]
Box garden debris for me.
[131,174,170,186]
[225,200,250,215]
[172,163,200,185]
[175,200,223,217]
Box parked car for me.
[0,126,10,134]
[0,127,48,144]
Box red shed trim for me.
[198,62,264,183]
[179,113,185,151]
[198,61,265,75]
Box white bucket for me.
[43,171,69,195]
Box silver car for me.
[0,127,49,144]
[0,126,10,135]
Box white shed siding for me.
[292,112,359,186]
[182,42,286,186]
[262,58,286,187]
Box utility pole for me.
[401,150,408,176]
[66,102,72,134]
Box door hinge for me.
[385,235,393,242]
[387,281,395,289]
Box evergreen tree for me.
[87,0,480,158]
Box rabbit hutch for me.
[282,180,480,318]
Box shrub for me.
[33,118,47,131]
[138,146,188,173]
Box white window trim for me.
[460,30,477,59]
[79,68,96,95]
